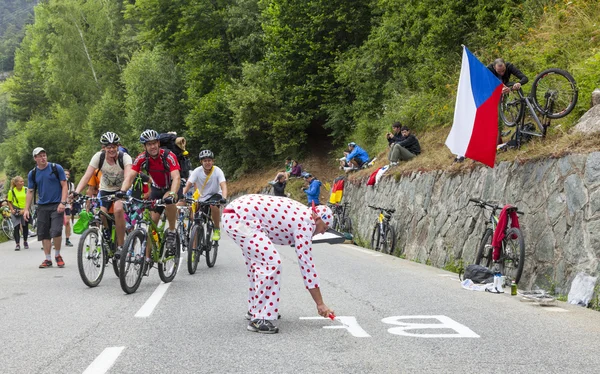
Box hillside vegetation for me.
[0,0,598,191]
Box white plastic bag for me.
[567,272,598,307]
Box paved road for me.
[1,231,599,374]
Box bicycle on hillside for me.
[1,203,14,239]
[368,205,396,255]
[187,198,226,274]
[469,198,525,285]
[329,202,353,234]
[499,68,578,148]
[75,195,123,287]
[119,197,181,294]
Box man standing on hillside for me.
[24,147,68,269]
[386,123,421,166]
[302,172,322,205]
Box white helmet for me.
[139,129,159,144]
[100,132,120,145]
[198,149,214,160]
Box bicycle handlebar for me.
[469,198,524,215]
[368,205,396,214]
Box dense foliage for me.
[0,0,38,73]
[0,0,598,182]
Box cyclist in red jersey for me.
[119,130,181,261]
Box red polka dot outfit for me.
[223,194,324,321]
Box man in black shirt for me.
[387,123,421,166]
[487,58,528,94]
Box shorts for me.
[71,202,82,215]
[198,194,223,215]
[350,157,366,168]
[37,203,64,240]
[64,208,72,216]
[98,190,118,211]
[150,186,181,214]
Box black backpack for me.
[464,264,494,284]
[30,163,60,201]
[159,133,191,179]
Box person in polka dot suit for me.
[223,194,335,334]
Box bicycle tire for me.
[177,220,188,250]
[501,227,525,284]
[119,229,146,294]
[342,216,353,234]
[475,228,493,268]
[370,223,381,251]
[382,225,396,255]
[531,68,578,119]
[77,228,105,288]
[2,218,14,239]
[205,224,218,268]
[331,215,339,232]
[187,224,203,274]
[112,256,120,277]
[158,231,181,283]
[499,90,524,127]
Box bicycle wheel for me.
[341,217,353,234]
[370,223,381,251]
[120,229,146,294]
[475,229,493,268]
[158,232,181,283]
[499,90,524,127]
[205,224,218,268]
[331,214,339,232]
[381,225,396,255]
[111,243,120,277]
[500,227,525,284]
[531,68,578,119]
[187,224,203,274]
[2,218,14,239]
[177,221,188,251]
[77,228,105,288]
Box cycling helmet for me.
[199,149,214,160]
[139,129,159,144]
[100,131,120,145]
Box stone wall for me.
[342,152,600,293]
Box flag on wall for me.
[328,176,345,204]
[445,46,503,168]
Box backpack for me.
[141,149,174,187]
[159,132,191,179]
[97,150,125,171]
[464,264,494,284]
[30,163,60,201]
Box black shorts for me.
[198,194,223,215]
[37,203,64,240]
[150,186,182,214]
[98,190,118,211]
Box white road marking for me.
[542,307,568,312]
[83,346,125,374]
[135,282,171,318]
[382,315,480,338]
[300,316,371,337]
[340,244,383,257]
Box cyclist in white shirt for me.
[74,132,132,252]
[182,150,227,241]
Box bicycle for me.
[469,198,525,284]
[1,204,14,239]
[176,204,192,252]
[119,197,181,294]
[368,205,396,255]
[499,68,578,148]
[76,195,122,287]
[329,202,353,234]
[187,198,226,274]
[28,204,38,237]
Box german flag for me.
[329,176,345,204]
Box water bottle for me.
[511,281,517,296]
[152,229,159,243]
[492,262,503,293]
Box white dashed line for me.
[83,346,125,374]
[135,282,171,318]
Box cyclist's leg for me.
[112,200,126,246]
[207,194,223,239]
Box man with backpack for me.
[119,129,181,262]
[74,132,133,256]
[23,147,69,269]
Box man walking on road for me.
[223,194,335,334]
[24,147,68,268]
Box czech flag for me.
[445,46,503,168]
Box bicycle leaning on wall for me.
[469,198,525,285]
[368,205,396,255]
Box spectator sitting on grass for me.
[339,142,369,172]
[289,160,303,178]
[387,123,421,166]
